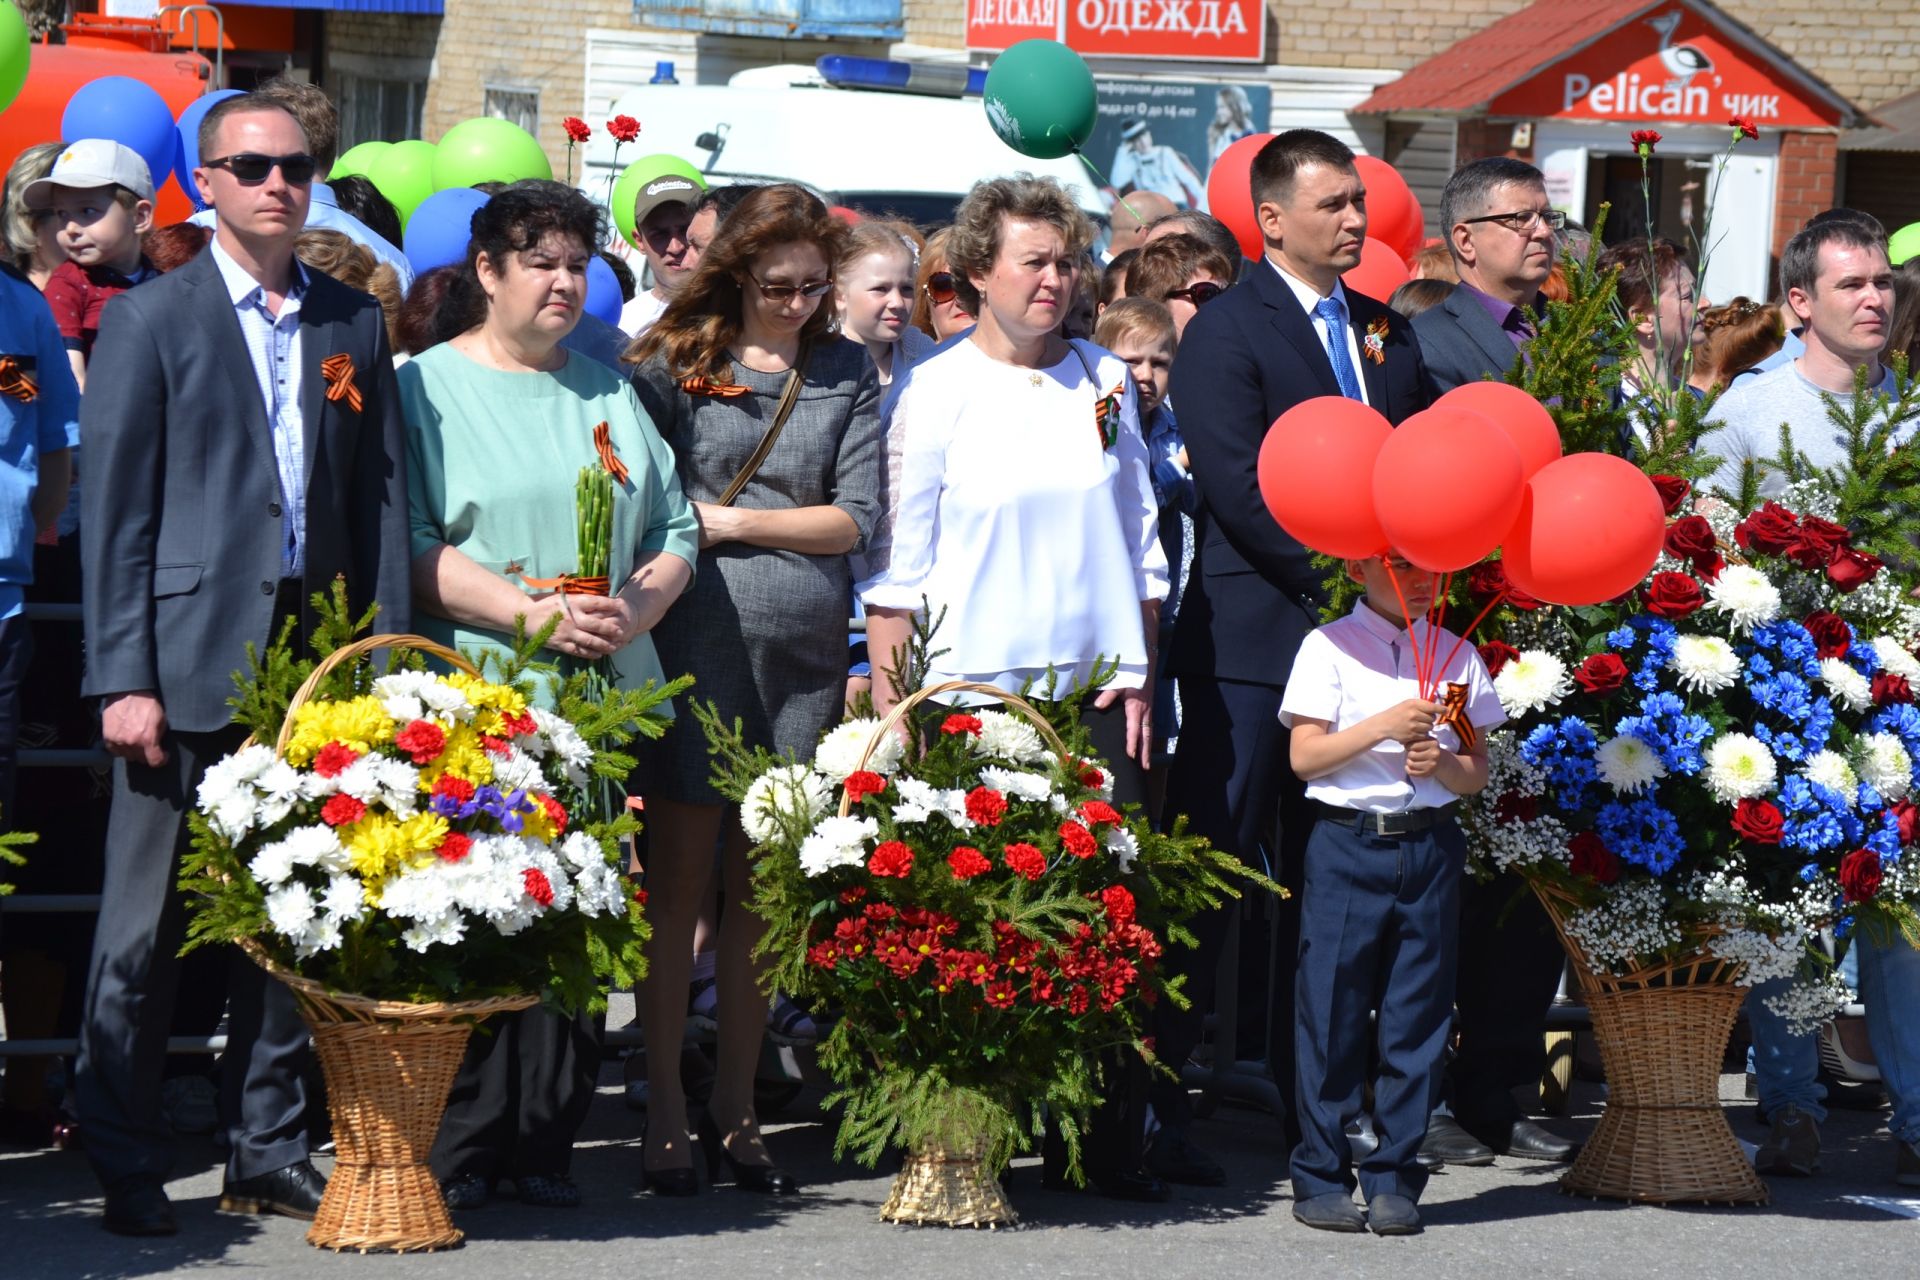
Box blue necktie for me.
[1313,295,1364,402]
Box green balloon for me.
[367,139,438,230]
[331,140,391,180]
[982,39,1097,161]
[0,1,30,117]
[432,117,551,191]
[610,153,706,249]
[1892,222,1920,268]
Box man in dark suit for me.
[1407,157,1578,1168]
[76,92,410,1236]
[1152,130,1430,1185]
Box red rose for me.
[1101,884,1136,925]
[1839,848,1884,903]
[964,786,1007,826]
[1802,610,1852,659]
[394,719,447,765]
[843,770,886,803]
[1644,571,1704,619]
[1891,800,1920,846]
[1059,820,1098,858]
[562,116,592,143]
[1003,842,1047,881]
[1651,474,1690,515]
[1567,832,1620,884]
[1477,641,1519,678]
[1663,515,1722,579]
[320,794,366,827]
[1573,653,1630,697]
[1734,501,1800,556]
[437,831,473,863]
[947,846,992,880]
[868,840,914,878]
[940,713,983,736]
[1827,548,1883,594]
[537,793,568,835]
[522,867,555,907]
[1467,560,1539,610]
[313,741,361,778]
[1786,515,1851,570]
[1631,128,1662,152]
[1079,800,1123,828]
[1730,115,1759,140]
[1874,672,1914,706]
[1730,798,1784,845]
[606,114,641,143]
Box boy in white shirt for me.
[1279,551,1504,1235]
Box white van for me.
[581,60,1112,229]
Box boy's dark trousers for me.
[1290,809,1463,1203]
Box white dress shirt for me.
[1268,258,1370,405]
[864,336,1169,696]
[1279,602,1505,813]
[209,237,308,577]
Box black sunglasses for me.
[202,152,318,186]
[1165,280,1228,307]
[747,273,834,303]
[924,270,957,304]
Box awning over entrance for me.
[211,0,444,12]
[1353,0,1860,130]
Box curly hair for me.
[1695,296,1785,387]
[944,175,1094,317]
[297,229,403,351]
[440,180,608,337]
[629,183,848,380]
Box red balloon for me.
[1372,406,1524,573]
[1436,382,1562,479]
[829,205,863,225]
[1258,397,1394,558]
[1342,237,1410,303]
[1353,155,1425,261]
[1206,132,1275,262]
[1502,454,1666,606]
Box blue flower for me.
[1519,717,1599,811]
[1596,796,1684,874]
[1780,778,1863,854]
[1867,814,1902,860]
[1615,691,1713,776]
[1607,625,1637,651]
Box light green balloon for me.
[1892,222,1920,268]
[609,153,705,249]
[0,1,30,116]
[432,117,551,191]
[331,140,391,180]
[367,139,438,229]
[982,39,1097,161]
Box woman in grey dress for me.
[628,184,880,1197]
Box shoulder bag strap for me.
[716,339,811,508]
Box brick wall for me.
[904,0,966,48]
[1772,129,1839,255]
[325,12,440,63]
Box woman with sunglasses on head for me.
[626,183,881,1197]
[1125,232,1234,340]
[910,227,974,340]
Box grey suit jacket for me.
[1410,282,1542,394]
[80,247,411,732]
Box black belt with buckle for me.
[1315,801,1456,839]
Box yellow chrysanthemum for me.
[284,695,396,767]
[445,673,528,720]
[415,722,495,790]
[520,802,558,844]
[344,811,450,887]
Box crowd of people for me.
[2,73,1919,1243]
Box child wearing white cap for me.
[24,139,158,391]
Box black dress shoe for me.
[1292,1191,1366,1232]
[219,1158,328,1220]
[1415,1147,1445,1174]
[1489,1119,1577,1162]
[1419,1114,1495,1167]
[642,1165,699,1197]
[1146,1127,1227,1187]
[103,1177,177,1237]
[1366,1192,1422,1235]
[698,1110,799,1196]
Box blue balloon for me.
[60,77,180,204]
[175,89,244,210]
[403,187,490,275]
[585,256,624,328]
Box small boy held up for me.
[24,140,157,392]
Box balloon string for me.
[1070,147,1143,231]
[1381,559,1428,702]
[1420,572,1451,699]
[1428,587,1510,699]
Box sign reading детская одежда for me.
[966,0,1265,63]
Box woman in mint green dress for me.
[397,182,697,1211]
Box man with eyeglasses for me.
[1412,157,1562,395]
[75,91,411,1237]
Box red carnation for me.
[433,774,476,803]
[320,794,366,827]
[1074,759,1106,790]
[948,846,992,880]
[1101,884,1136,925]
[1631,128,1662,154]
[1734,502,1800,556]
[537,793,568,835]
[965,786,1008,827]
[522,867,555,907]
[562,116,592,143]
[1730,115,1759,140]
[1730,798,1784,845]
[1891,799,1920,847]
[868,840,914,878]
[1059,820,1098,859]
[394,719,447,765]
[1874,673,1914,706]
[1839,849,1884,903]
[1802,610,1852,659]
[843,770,886,803]
[606,114,641,143]
[1573,653,1630,697]
[313,741,361,778]
[940,713,983,736]
[1568,832,1620,884]
[1828,548,1883,594]
[1651,474,1690,515]
[501,710,538,738]
[481,735,510,756]
[1664,515,1723,580]
[437,831,474,863]
[1645,571,1704,619]
[1079,800,1123,828]
[1477,640,1520,678]
[633,886,648,906]
[1003,842,1047,881]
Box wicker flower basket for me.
[1531,882,1769,1205]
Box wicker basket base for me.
[879,1145,1018,1228]
[1562,984,1770,1205]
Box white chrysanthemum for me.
[318,874,364,921]
[1704,564,1782,631]
[972,711,1052,766]
[1104,825,1141,874]
[1855,731,1913,801]
[891,776,973,828]
[1596,735,1667,794]
[371,757,423,817]
[1492,650,1573,717]
[556,830,607,872]
[1819,658,1874,713]
[740,764,833,843]
[417,678,474,719]
[332,755,384,804]
[293,915,344,959]
[207,788,262,842]
[1871,635,1920,681]
[814,719,906,781]
[796,815,879,876]
[1802,750,1859,802]
[265,883,318,938]
[529,707,592,774]
[980,766,1053,801]
[248,840,298,886]
[1668,634,1741,695]
[1703,733,1777,802]
[198,743,275,811]
[490,746,546,795]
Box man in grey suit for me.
[1410,157,1560,395]
[76,92,410,1236]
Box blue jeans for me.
[1745,975,1827,1123]
[1857,933,1920,1145]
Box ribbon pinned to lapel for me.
[1435,681,1477,752]
[592,421,630,486]
[320,353,363,413]
[0,357,38,404]
[679,374,753,399]
[1093,382,1124,451]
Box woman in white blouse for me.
[863,175,1169,802]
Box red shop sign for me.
[965,0,1060,53]
[967,0,1265,62]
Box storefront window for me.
[338,71,424,150]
